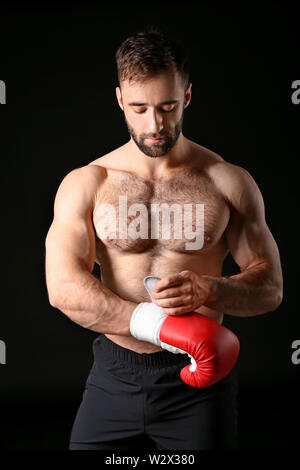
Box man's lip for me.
[147,137,163,142]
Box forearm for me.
[48,270,137,335]
[202,263,283,317]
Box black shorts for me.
[69,334,238,450]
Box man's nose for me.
[148,109,164,134]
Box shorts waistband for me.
[94,334,190,368]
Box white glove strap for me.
[130,302,166,346]
[130,302,186,354]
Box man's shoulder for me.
[207,159,263,212]
[192,142,250,180]
[195,145,251,188]
[193,145,260,207]
[56,164,108,204]
[68,146,129,195]
[208,159,252,184]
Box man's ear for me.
[184,82,192,109]
[116,86,124,111]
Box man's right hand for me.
[130,276,240,388]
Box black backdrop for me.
[0,1,299,451]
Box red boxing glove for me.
[159,312,240,388]
[130,276,240,388]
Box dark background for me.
[0,1,299,450]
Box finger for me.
[155,296,191,309]
[163,305,194,315]
[153,286,187,300]
[153,274,184,293]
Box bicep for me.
[46,216,96,278]
[224,169,281,272]
[225,207,280,272]
[45,168,97,291]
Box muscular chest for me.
[93,169,230,254]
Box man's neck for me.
[125,134,192,178]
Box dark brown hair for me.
[115,27,190,89]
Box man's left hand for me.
[151,270,212,315]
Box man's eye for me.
[133,106,175,113]
[162,106,175,112]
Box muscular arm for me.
[202,165,283,316]
[45,165,136,335]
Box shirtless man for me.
[45,29,283,450]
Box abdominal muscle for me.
[98,248,225,354]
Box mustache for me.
[143,133,166,139]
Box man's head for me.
[115,28,192,157]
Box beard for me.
[124,113,184,158]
